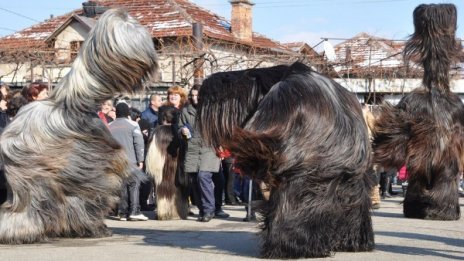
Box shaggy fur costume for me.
[197,62,374,258]
[145,108,189,220]
[372,4,462,220]
[0,9,158,243]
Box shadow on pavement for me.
[375,243,464,260]
[377,231,464,248]
[111,227,260,258]
[372,211,404,218]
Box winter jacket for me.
[141,106,159,128]
[109,118,145,166]
[180,104,220,173]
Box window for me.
[70,41,83,61]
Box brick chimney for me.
[230,0,254,42]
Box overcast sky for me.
[1,0,463,50]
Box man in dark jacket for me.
[141,94,162,128]
[109,102,148,221]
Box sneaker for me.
[129,213,148,221]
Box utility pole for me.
[192,23,204,86]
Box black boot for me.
[380,172,391,199]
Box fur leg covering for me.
[0,9,158,243]
[146,125,188,220]
[373,91,462,220]
[199,63,374,258]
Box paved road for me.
[0,196,463,261]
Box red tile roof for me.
[0,0,289,52]
[0,11,74,49]
[283,42,306,51]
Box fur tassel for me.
[228,128,282,186]
[146,125,188,220]
[371,102,410,169]
[145,132,166,186]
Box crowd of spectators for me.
[1,82,462,223]
[95,85,254,222]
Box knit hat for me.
[115,102,130,118]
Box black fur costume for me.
[372,4,462,220]
[197,62,374,258]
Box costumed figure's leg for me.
[370,166,381,207]
[403,148,461,220]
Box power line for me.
[0,0,411,11]
[0,27,17,32]
[0,7,40,23]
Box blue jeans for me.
[198,171,215,216]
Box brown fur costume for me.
[372,4,462,220]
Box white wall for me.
[334,78,424,93]
[54,21,88,63]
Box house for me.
[0,0,317,97]
[330,32,464,104]
[283,42,335,76]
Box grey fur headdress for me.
[51,8,158,112]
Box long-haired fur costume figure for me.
[0,9,158,243]
[372,4,462,220]
[145,107,189,220]
[197,62,374,258]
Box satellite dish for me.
[323,40,337,62]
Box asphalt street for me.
[0,194,462,261]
